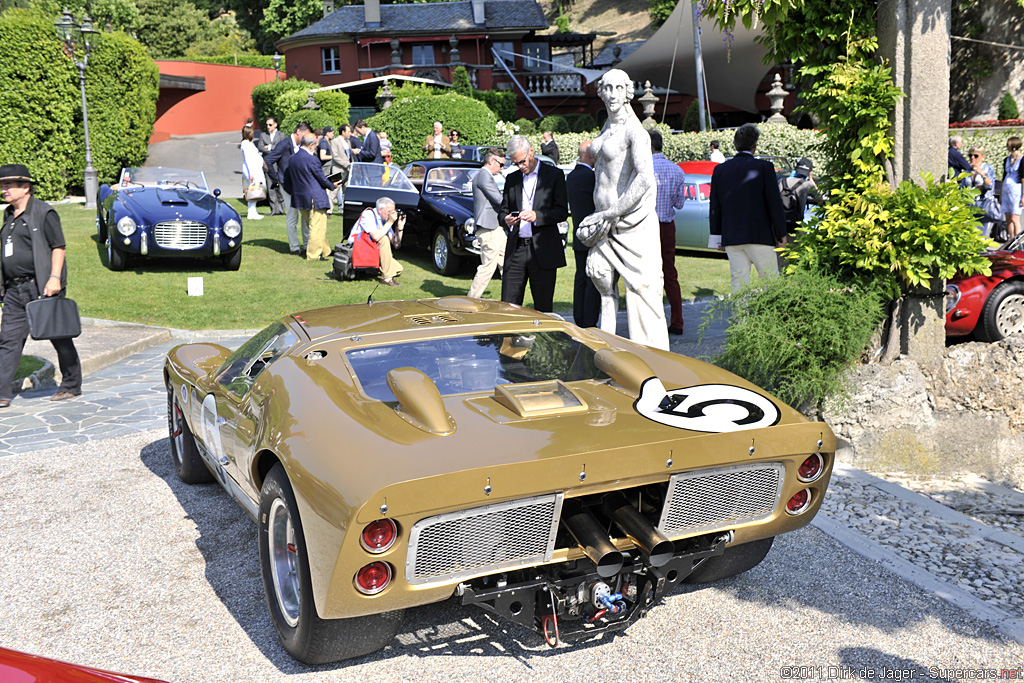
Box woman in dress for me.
[240,124,265,220]
[967,145,997,238]
[1002,136,1023,239]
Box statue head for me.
[597,69,634,115]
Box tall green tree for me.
[261,0,320,48]
[135,0,208,58]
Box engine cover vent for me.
[406,313,463,325]
[658,462,785,536]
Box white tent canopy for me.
[617,1,771,113]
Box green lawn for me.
[60,201,730,330]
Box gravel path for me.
[2,431,1023,682]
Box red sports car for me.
[946,238,1024,341]
[0,647,167,683]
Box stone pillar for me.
[900,279,946,374]
[878,0,952,184]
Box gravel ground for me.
[2,431,1023,682]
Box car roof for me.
[289,297,561,341]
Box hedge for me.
[253,79,349,131]
[165,54,283,70]
[367,92,498,165]
[281,109,335,135]
[77,31,160,185]
[0,10,79,200]
[473,90,516,122]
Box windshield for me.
[215,322,298,397]
[118,167,208,191]
[348,163,416,192]
[424,167,478,196]
[346,331,608,401]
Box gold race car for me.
[164,297,835,665]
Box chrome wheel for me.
[269,497,301,628]
[170,403,185,468]
[996,293,1024,338]
[432,231,449,272]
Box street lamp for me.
[273,52,282,80]
[55,8,99,209]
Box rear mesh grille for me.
[406,313,463,325]
[406,493,563,585]
[658,463,784,536]
[155,220,207,248]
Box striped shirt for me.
[652,153,686,222]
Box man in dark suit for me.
[285,134,338,261]
[948,135,971,180]
[540,131,560,164]
[709,123,787,290]
[498,135,568,312]
[259,117,286,215]
[354,119,383,163]
[265,122,312,255]
[566,140,600,327]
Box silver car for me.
[674,173,714,250]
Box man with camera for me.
[348,197,406,286]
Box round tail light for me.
[797,453,824,482]
[360,518,398,553]
[786,489,811,515]
[355,562,392,595]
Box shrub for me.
[255,79,348,131]
[281,109,334,135]
[570,113,598,133]
[539,115,569,133]
[169,54,282,69]
[999,92,1019,121]
[700,268,885,409]
[515,117,536,135]
[556,14,571,33]
[367,92,497,164]
[452,66,472,97]
[252,79,309,126]
[78,31,160,185]
[0,10,81,200]
[473,90,516,122]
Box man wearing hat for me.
[0,164,82,407]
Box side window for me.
[492,41,514,68]
[322,46,340,74]
[215,322,297,396]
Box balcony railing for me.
[517,71,584,96]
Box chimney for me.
[471,0,485,26]
[323,0,334,18]
[365,0,381,27]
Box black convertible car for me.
[342,160,482,275]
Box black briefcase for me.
[25,297,82,340]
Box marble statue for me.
[577,69,669,351]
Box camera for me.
[395,209,406,218]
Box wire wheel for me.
[268,497,301,628]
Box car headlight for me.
[464,218,476,235]
[116,216,136,236]
[223,219,241,238]
[945,284,961,314]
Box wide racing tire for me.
[167,386,214,484]
[978,280,1024,342]
[683,536,775,584]
[258,464,404,665]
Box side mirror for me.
[213,188,221,197]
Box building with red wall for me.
[152,61,279,143]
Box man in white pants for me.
[708,123,787,290]
[467,148,507,298]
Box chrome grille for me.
[658,463,784,536]
[154,220,207,248]
[406,493,563,585]
[406,313,462,325]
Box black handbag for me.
[25,297,82,340]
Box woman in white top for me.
[240,125,266,220]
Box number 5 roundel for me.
[633,378,781,433]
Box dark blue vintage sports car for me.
[97,167,243,271]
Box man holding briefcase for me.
[0,164,81,407]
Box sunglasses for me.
[970,153,982,158]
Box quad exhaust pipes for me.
[562,495,675,577]
[563,506,624,578]
[602,492,674,568]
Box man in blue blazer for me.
[354,119,383,163]
[498,135,568,312]
[709,123,787,290]
[566,140,600,327]
[265,122,312,255]
[285,134,338,261]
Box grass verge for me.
[15,355,44,382]
[61,201,730,330]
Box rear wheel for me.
[258,464,404,664]
[978,280,1024,342]
[221,248,242,271]
[683,536,775,584]
[107,240,126,271]
[431,228,461,275]
[167,386,213,484]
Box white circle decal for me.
[633,379,781,433]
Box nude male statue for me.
[577,69,669,350]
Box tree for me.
[261,0,320,47]
[135,0,208,58]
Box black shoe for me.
[668,326,683,335]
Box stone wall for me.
[950,0,1024,121]
[823,336,1024,488]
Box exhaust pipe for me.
[603,492,674,568]
[562,506,624,578]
